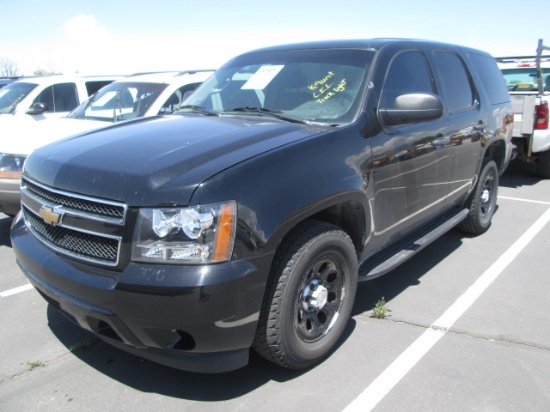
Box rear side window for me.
[433,52,475,113]
[380,50,434,108]
[470,53,511,104]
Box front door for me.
[370,49,452,248]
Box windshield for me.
[67,82,168,122]
[0,82,37,114]
[181,48,373,125]
[501,68,550,91]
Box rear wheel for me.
[457,159,498,235]
[253,222,358,370]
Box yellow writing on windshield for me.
[308,72,347,103]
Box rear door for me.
[429,49,483,207]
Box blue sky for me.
[1,0,548,75]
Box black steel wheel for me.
[457,159,499,235]
[253,221,358,370]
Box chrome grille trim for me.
[23,206,121,266]
[20,177,127,267]
[22,177,127,224]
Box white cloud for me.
[61,14,111,46]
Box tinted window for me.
[33,85,54,111]
[380,50,433,108]
[471,56,517,101]
[85,80,114,95]
[34,83,79,112]
[433,52,474,113]
[53,83,79,111]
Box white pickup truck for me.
[497,39,550,177]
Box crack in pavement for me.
[363,315,550,352]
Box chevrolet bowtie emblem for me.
[39,206,63,226]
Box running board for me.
[358,208,469,281]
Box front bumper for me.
[11,214,271,373]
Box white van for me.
[0,75,119,122]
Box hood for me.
[24,115,320,206]
[0,117,107,155]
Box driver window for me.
[33,86,54,111]
[380,51,433,108]
[33,83,79,112]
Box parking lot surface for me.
[1,160,549,411]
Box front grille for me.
[21,177,127,266]
[24,207,119,263]
[24,178,125,220]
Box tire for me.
[536,151,550,179]
[457,159,499,235]
[253,221,358,370]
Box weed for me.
[371,297,391,319]
[25,360,45,369]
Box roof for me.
[244,38,487,55]
[9,74,123,86]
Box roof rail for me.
[494,55,550,62]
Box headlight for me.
[0,153,26,179]
[131,201,236,264]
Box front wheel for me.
[253,222,358,370]
[457,159,499,235]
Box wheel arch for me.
[268,194,369,263]
[484,138,507,175]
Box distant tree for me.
[33,68,62,76]
[0,57,19,76]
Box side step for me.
[358,208,469,281]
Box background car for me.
[0,75,120,122]
[0,77,21,89]
[0,70,215,216]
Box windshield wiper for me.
[177,105,219,116]
[224,107,306,124]
[113,90,122,122]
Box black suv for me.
[11,39,513,373]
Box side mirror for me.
[379,93,444,126]
[26,102,49,115]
